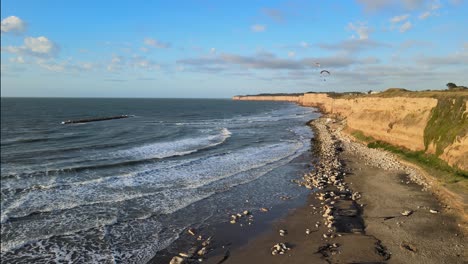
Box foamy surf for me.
[1,99,318,263]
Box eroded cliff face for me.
[233,93,468,171]
[331,97,438,151]
[232,95,303,103]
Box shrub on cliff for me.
[446,83,457,89]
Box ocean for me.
[0,98,318,263]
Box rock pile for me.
[169,234,213,264]
[271,243,291,255]
[337,127,430,190]
[229,210,253,225]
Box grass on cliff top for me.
[333,88,468,99]
[424,96,468,156]
[350,130,467,190]
[370,88,468,99]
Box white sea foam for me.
[1,128,232,191]
[0,103,317,263]
[0,140,306,254]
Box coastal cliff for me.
[233,92,468,171]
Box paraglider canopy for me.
[320,69,330,81]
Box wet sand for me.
[161,116,467,264]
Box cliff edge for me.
[233,90,468,172]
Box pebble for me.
[401,210,413,216]
[188,229,196,236]
[197,247,207,256]
[430,209,439,214]
[279,229,287,236]
[169,256,185,264]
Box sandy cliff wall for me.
[232,95,303,103]
[233,93,468,171]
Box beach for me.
[163,116,467,264]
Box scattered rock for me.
[400,243,417,253]
[201,237,212,247]
[260,207,269,212]
[169,256,185,264]
[401,210,413,216]
[279,229,287,236]
[271,243,291,255]
[429,209,439,214]
[197,247,207,256]
[187,228,196,236]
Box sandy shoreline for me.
[161,115,466,264]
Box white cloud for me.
[347,22,371,39]
[1,16,27,34]
[35,59,96,73]
[107,55,125,72]
[357,0,428,11]
[251,24,266,32]
[37,60,66,72]
[318,39,391,53]
[300,41,310,48]
[390,14,410,23]
[9,56,25,64]
[2,36,59,57]
[144,38,171,49]
[210,48,216,54]
[418,11,432,19]
[430,0,442,10]
[24,36,57,55]
[399,21,412,32]
[418,0,442,19]
[288,51,296,57]
[130,56,160,70]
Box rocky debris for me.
[201,237,212,247]
[429,209,439,214]
[197,247,207,256]
[306,228,311,234]
[169,256,185,264]
[187,228,196,236]
[260,207,269,212]
[271,243,291,255]
[169,236,213,263]
[351,192,362,201]
[279,229,287,236]
[336,123,430,190]
[229,211,254,225]
[279,195,292,200]
[400,243,417,253]
[401,210,413,216]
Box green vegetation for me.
[446,82,457,89]
[367,140,467,181]
[424,97,468,156]
[350,129,467,191]
[236,86,468,99]
[350,130,375,143]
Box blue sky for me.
[1,0,467,98]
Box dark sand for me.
[160,117,467,264]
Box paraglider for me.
[320,70,330,82]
